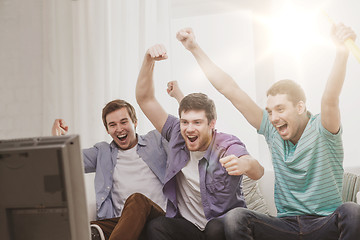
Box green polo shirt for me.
[258,110,344,217]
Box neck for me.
[290,113,310,145]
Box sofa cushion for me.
[342,172,360,202]
[243,175,269,215]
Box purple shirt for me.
[161,115,249,220]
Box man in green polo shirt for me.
[177,22,360,239]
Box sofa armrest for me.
[258,170,277,216]
[84,172,97,221]
[342,169,360,203]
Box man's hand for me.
[220,154,264,180]
[167,81,185,103]
[52,119,68,136]
[146,44,168,61]
[176,28,198,51]
[220,155,251,176]
[331,23,357,53]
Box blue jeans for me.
[224,202,360,240]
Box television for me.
[0,135,90,240]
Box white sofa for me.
[84,172,97,221]
[84,167,360,220]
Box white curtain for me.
[42,0,171,148]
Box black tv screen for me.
[0,135,90,240]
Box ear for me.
[297,101,306,115]
[134,120,138,129]
[209,119,216,130]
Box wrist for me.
[335,48,350,60]
[188,43,200,52]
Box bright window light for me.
[267,3,330,56]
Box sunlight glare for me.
[268,4,329,56]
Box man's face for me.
[266,94,305,144]
[106,108,137,150]
[180,110,215,152]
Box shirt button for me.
[101,197,104,200]
[107,186,110,189]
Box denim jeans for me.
[224,202,360,240]
[146,216,225,240]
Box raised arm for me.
[167,80,185,103]
[176,28,263,130]
[321,23,357,133]
[136,44,169,133]
[51,119,68,136]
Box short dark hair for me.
[102,99,137,130]
[267,79,306,106]
[178,93,217,123]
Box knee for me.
[337,202,360,223]
[204,218,225,240]
[127,192,147,202]
[146,216,167,237]
[224,207,254,236]
[125,193,149,207]
[225,207,253,226]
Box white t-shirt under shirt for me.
[176,150,207,230]
[111,144,167,217]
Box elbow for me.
[257,165,265,180]
[249,165,264,180]
[135,94,144,105]
[136,88,151,105]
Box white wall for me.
[1,0,359,169]
[0,0,43,139]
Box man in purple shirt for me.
[136,44,264,240]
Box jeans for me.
[146,215,225,240]
[224,202,360,240]
[90,193,165,240]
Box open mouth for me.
[187,136,198,143]
[276,123,288,134]
[117,134,127,141]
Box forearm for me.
[190,45,236,96]
[136,56,156,105]
[322,51,349,105]
[242,155,264,180]
[174,93,185,103]
[190,45,263,129]
[321,51,349,133]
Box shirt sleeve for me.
[213,132,249,159]
[161,114,180,142]
[82,143,106,173]
[317,114,343,142]
[226,140,249,158]
[257,109,275,143]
